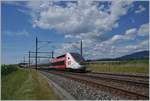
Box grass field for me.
[86,59,149,75]
[1,67,60,100]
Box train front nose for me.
[80,62,86,67]
[78,64,86,70]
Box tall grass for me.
[2,69,28,99]
[1,68,60,100]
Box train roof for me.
[56,54,65,58]
[55,52,81,58]
[70,52,81,56]
[50,52,84,63]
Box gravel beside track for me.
[40,70,121,100]
[66,72,149,96]
[46,70,149,99]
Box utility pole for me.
[52,51,54,58]
[24,56,25,63]
[80,40,82,57]
[35,37,38,70]
[29,51,30,68]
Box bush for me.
[1,65,18,76]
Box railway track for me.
[73,72,149,87]
[42,70,149,100]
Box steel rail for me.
[68,72,149,87]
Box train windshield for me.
[71,53,85,62]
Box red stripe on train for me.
[49,65,66,68]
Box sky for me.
[1,0,149,64]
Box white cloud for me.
[2,1,23,7]
[125,39,149,51]
[82,25,148,59]
[103,28,137,45]
[137,23,149,36]
[93,39,148,59]
[24,0,133,39]
[103,23,148,47]
[135,5,145,13]
[65,34,74,38]
[4,30,29,37]
[124,28,137,39]
[12,1,148,59]
[125,28,137,35]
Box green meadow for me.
[86,59,149,75]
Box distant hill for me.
[116,50,149,60]
[86,50,149,62]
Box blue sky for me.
[1,1,149,64]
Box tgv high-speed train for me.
[49,52,86,71]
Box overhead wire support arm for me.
[30,51,52,53]
[30,57,52,58]
[38,41,51,43]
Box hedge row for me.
[1,65,18,76]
